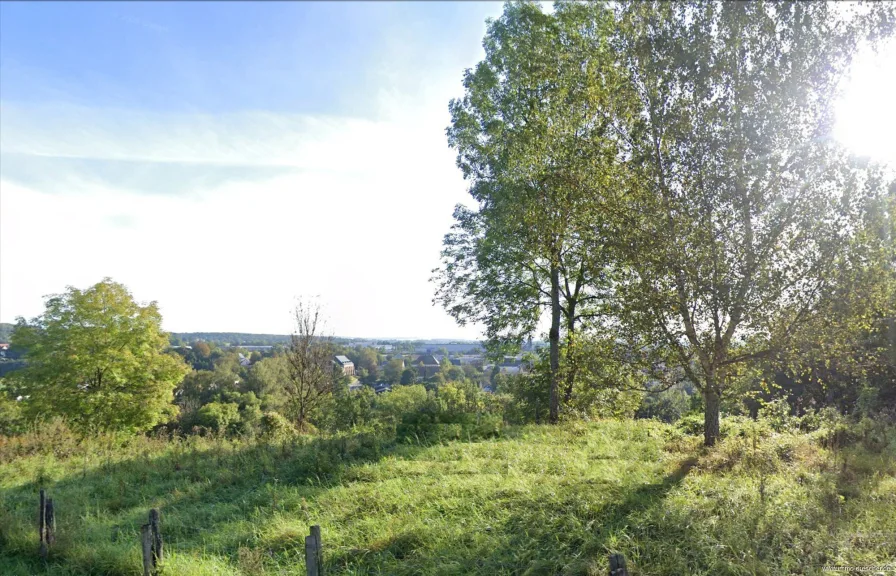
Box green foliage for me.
[676,413,706,436]
[9,279,189,434]
[384,358,405,384]
[494,372,549,424]
[601,1,896,445]
[326,384,376,432]
[396,381,505,442]
[434,1,622,422]
[636,387,691,423]
[247,355,291,413]
[399,368,416,385]
[195,401,240,434]
[0,380,24,436]
[375,384,428,426]
[259,411,298,442]
[757,398,799,433]
[171,332,292,347]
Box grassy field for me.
[1,419,894,575]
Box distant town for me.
[164,332,547,395]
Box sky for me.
[1,2,893,340]
[0,1,506,339]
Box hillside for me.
[1,419,894,575]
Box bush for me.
[375,385,429,426]
[259,411,298,442]
[395,384,504,442]
[196,402,240,434]
[676,413,705,436]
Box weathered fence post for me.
[141,509,163,576]
[304,535,319,576]
[141,524,153,576]
[304,524,323,576]
[609,553,629,576]
[311,525,322,573]
[149,508,163,566]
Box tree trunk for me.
[703,387,721,447]
[563,304,577,404]
[549,264,561,424]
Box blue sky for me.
[0,1,506,338]
[1,2,495,116]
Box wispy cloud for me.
[0,82,479,337]
[0,101,462,196]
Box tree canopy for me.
[9,278,189,433]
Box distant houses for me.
[334,355,355,376]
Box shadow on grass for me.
[0,431,428,575]
[323,455,698,575]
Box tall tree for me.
[604,1,895,444]
[9,279,189,433]
[284,300,337,430]
[434,1,620,422]
[384,358,405,384]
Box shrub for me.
[395,384,504,442]
[195,402,240,434]
[375,385,429,425]
[259,411,298,442]
[676,413,705,436]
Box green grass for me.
[1,419,894,575]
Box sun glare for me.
[833,40,896,166]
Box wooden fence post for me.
[305,524,323,576]
[141,524,153,576]
[141,509,163,576]
[609,553,629,576]
[149,508,163,566]
[311,525,322,574]
[304,535,319,576]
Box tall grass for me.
[1,418,894,575]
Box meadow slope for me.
[1,420,894,575]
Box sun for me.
[833,39,896,166]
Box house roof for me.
[415,354,440,366]
[335,355,352,364]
